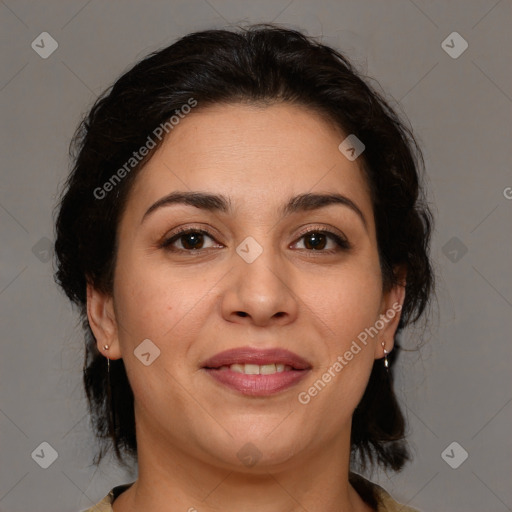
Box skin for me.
[87,102,405,512]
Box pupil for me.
[183,233,203,250]
[305,232,326,250]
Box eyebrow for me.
[141,191,367,230]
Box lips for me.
[201,347,312,397]
[201,347,311,370]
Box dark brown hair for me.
[53,23,434,474]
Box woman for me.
[54,24,433,512]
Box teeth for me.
[221,363,293,374]
[244,364,260,375]
[260,364,276,375]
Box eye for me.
[160,228,222,252]
[159,226,351,254]
[292,228,351,253]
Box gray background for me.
[1,1,511,511]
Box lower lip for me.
[202,368,310,396]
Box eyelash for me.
[159,225,351,255]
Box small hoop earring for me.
[103,344,110,372]
[102,345,116,434]
[381,341,389,370]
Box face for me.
[87,102,404,471]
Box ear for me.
[86,282,122,360]
[373,267,406,360]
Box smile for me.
[200,346,312,396]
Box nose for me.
[220,244,299,327]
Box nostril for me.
[236,311,248,317]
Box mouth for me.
[200,347,312,397]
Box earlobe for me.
[86,282,122,359]
[374,272,406,360]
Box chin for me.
[198,423,307,472]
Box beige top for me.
[81,473,420,511]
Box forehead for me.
[125,102,373,223]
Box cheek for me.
[113,251,210,343]
[296,265,382,423]
[306,263,383,343]
[112,255,211,413]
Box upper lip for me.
[201,347,311,370]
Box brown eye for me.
[160,229,220,252]
[178,232,206,250]
[303,232,328,250]
[293,229,351,252]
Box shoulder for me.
[349,472,422,512]
[80,494,112,512]
[80,482,134,512]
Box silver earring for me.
[103,344,110,372]
[381,341,389,370]
[103,345,116,434]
